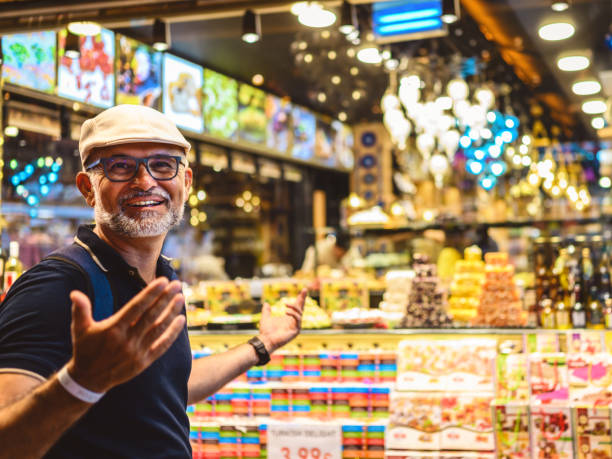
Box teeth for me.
[129,201,162,207]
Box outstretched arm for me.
[187,289,306,405]
[0,277,185,459]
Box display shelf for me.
[351,215,612,236]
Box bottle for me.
[553,248,571,292]
[540,299,556,329]
[3,241,23,294]
[587,286,605,330]
[581,247,594,301]
[555,293,571,330]
[598,251,612,301]
[571,285,587,328]
[604,298,612,329]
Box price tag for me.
[267,423,342,459]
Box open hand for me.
[65,277,186,393]
[258,288,306,353]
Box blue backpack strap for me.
[45,242,114,321]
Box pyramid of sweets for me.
[401,254,452,328]
[448,245,485,325]
[474,251,526,327]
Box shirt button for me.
[128,270,135,276]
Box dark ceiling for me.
[1,0,611,141]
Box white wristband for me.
[57,366,105,404]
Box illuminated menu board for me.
[265,95,292,154]
[203,68,239,139]
[58,28,115,108]
[2,31,56,93]
[162,53,204,133]
[291,105,316,161]
[238,84,267,144]
[116,35,162,109]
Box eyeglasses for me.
[86,155,185,182]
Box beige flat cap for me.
[79,105,191,165]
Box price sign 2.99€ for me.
[267,423,342,459]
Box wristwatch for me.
[248,336,271,366]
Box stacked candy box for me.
[496,353,530,403]
[529,353,569,405]
[439,394,495,451]
[530,405,573,459]
[379,270,414,316]
[473,252,526,327]
[386,393,441,451]
[396,341,447,391]
[448,246,485,325]
[492,402,530,459]
[573,405,612,459]
[400,254,452,328]
[568,353,612,403]
[341,424,386,459]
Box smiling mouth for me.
[125,199,166,208]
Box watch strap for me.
[248,336,271,366]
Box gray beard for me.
[93,188,184,238]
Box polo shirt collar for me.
[75,224,175,280]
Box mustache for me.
[118,190,171,206]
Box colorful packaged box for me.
[440,339,496,392]
[492,402,530,458]
[573,405,612,459]
[439,394,495,451]
[386,393,441,451]
[396,341,446,391]
[529,353,569,404]
[496,353,529,403]
[568,353,612,403]
[205,282,250,314]
[529,405,573,459]
[320,279,369,312]
[261,280,307,306]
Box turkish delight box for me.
[492,402,530,458]
[320,279,369,311]
[573,405,612,459]
[439,393,495,451]
[440,339,496,392]
[530,405,573,459]
[529,353,569,405]
[568,353,612,404]
[396,341,446,391]
[387,393,441,451]
[496,353,529,403]
[205,281,250,314]
[261,280,307,305]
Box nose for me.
[130,162,157,190]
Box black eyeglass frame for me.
[85,155,186,182]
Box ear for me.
[76,172,96,208]
[183,166,193,203]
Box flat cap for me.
[79,105,191,165]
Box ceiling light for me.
[328,50,337,60]
[298,3,337,28]
[331,75,341,85]
[242,10,261,43]
[557,54,589,71]
[441,0,460,24]
[317,92,327,102]
[67,21,101,36]
[582,99,607,114]
[551,0,570,11]
[153,19,170,51]
[338,112,347,122]
[350,66,359,75]
[352,90,361,100]
[4,126,18,137]
[64,30,81,59]
[252,74,264,86]
[291,2,309,15]
[339,1,356,34]
[572,80,601,95]
[592,116,605,129]
[357,47,382,64]
[384,58,399,71]
[538,22,574,41]
[600,176,612,188]
[304,53,313,63]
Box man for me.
[0,105,305,458]
[300,231,357,273]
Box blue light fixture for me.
[372,1,447,43]
[479,174,497,190]
[466,160,484,175]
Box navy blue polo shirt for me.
[0,225,192,458]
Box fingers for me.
[70,290,93,337]
[140,292,185,349]
[129,280,182,336]
[146,315,186,362]
[284,306,302,327]
[261,302,271,321]
[112,277,169,326]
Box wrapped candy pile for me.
[448,246,485,325]
[473,252,526,327]
[401,254,452,328]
